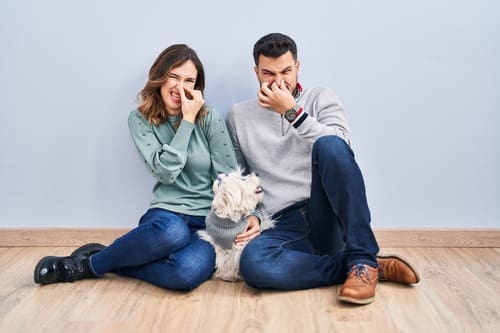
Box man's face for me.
[254,51,300,93]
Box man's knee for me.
[239,239,274,288]
[313,135,349,154]
[312,135,353,163]
[239,241,261,277]
[240,238,293,289]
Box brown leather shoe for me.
[338,264,378,305]
[377,254,420,284]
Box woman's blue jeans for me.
[89,208,215,291]
[239,135,380,290]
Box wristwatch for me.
[284,106,298,122]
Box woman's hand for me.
[179,85,204,123]
[235,216,261,246]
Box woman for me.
[33,44,260,290]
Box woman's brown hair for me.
[137,44,207,126]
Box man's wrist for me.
[285,105,308,128]
[284,104,300,122]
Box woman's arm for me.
[203,108,238,179]
[128,110,194,184]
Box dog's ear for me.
[225,189,241,206]
[221,192,229,206]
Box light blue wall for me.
[1,0,498,227]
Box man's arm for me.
[258,82,350,146]
[290,87,351,146]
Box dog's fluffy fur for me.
[198,169,274,281]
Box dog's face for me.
[212,170,263,222]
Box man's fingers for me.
[258,101,270,109]
[235,222,260,240]
[260,81,272,95]
[270,81,279,91]
[257,90,271,109]
[279,79,286,90]
[235,229,257,240]
[235,231,261,245]
[257,89,269,101]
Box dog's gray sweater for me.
[205,211,247,249]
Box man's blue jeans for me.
[88,208,215,291]
[239,135,379,290]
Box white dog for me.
[198,169,274,281]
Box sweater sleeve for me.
[203,109,238,179]
[128,109,194,184]
[293,87,351,146]
[226,109,250,173]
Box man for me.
[226,32,420,305]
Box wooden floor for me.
[0,247,499,333]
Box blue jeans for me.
[89,208,215,291]
[239,135,380,290]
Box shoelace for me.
[378,262,386,280]
[58,257,83,282]
[351,264,371,284]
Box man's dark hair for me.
[253,33,297,65]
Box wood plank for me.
[0,247,500,333]
[0,228,123,247]
[1,247,499,332]
[1,228,499,248]
[375,228,500,248]
[403,247,500,332]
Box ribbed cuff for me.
[290,107,308,128]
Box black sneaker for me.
[70,243,106,257]
[34,255,95,285]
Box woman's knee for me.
[167,238,216,291]
[150,216,191,251]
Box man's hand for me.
[235,215,261,246]
[179,85,204,123]
[257,80,296,115]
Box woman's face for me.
[160,60,198,116]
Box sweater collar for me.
[293,82,303,99]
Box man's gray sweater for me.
[226,86,350,216]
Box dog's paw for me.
[197,230,215,245]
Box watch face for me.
[285,108,297,121]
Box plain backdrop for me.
[1,0,499,228]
